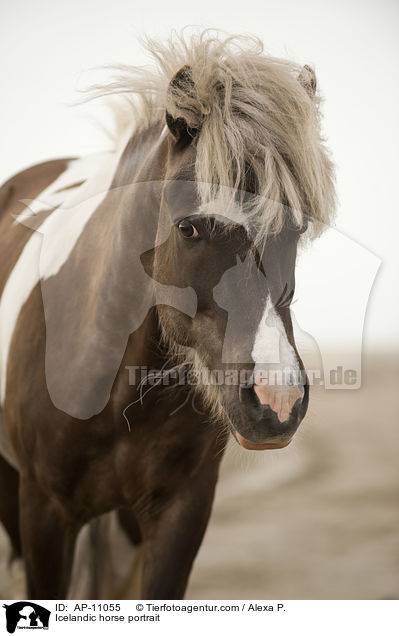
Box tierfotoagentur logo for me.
[125,365,358,388]
[2,603,51,633]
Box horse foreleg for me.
[19,476,79,599]
[0,454,21,559]
[139,477,217,599]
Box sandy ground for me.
[1,352,398,600]
[186,352,399,599]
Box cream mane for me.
[93,29,336,242]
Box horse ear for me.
[298,64,317,97]
[166,65,199,148]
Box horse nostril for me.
[253,382,304,423]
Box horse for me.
[0,31,335,599]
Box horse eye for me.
[178,220,200,239]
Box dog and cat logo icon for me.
[2,602,50,633]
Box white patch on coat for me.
[251,297,299,371]
[0,136,129,405]
[251,298,302,418]
[12,154,104,227]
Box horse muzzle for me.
[232,376,309,450]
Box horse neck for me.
[38,121,172,420]
[87,121,170,361]
[97,119,168,310]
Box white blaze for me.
[251,297,299,375]
[251,298,302,421]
